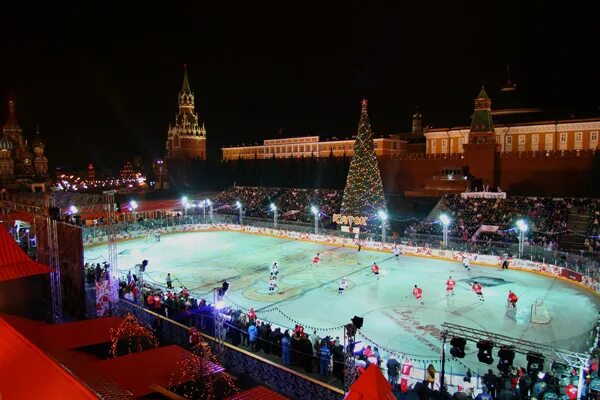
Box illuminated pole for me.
[516,219,528,258]
[202,200,206,220]
[206,199,213,223]
[129,200,138,222]
[378,210,388,243]
[182,196,188,217]
[311,205,319,235]
[236,201,243,225]
[270,203,278,229]
[439,213,451,248]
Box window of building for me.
[545,133,553,151]
[505,135,512,151]
[431,140,437,153]
[393,142,397,150]
[458,137,464,152]
[575,132,583,149]
[560,132,568,143]
[591,131,598,148]
[441,139,448,152]
[531,134,539,151]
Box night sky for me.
[0,2,598,174]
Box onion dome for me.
[0,134,13,151]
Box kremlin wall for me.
[162,67,599,197]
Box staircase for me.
[560,208,592,250]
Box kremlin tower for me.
[165,65,207,162]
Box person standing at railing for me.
[281,330,291,365]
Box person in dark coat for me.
[271,327,282,357]
[301,334,314,373]
[332,341,344,382]
[229,320,241,346]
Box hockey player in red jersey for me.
[371,262,380,279]
[446,276,456,296]
[413,285,423,304]
[472,281,484,301]
[507,290,518,307]
[312,253,320,268]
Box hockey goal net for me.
[531,298,551,324]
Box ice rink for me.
[85,230,600,373]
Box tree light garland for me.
[109,312,159,358]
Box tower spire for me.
[469,86,495,143]
[182,64,191,93]
[501,64,517,92]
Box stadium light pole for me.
[311,205,319,235]
[206,199,213,223]
[182,196,188,217]
[270,203,278,229]
[378,210,388,243]
[236,201,243,225]
[516,219,528,258]
[129,200,138,222]
[439,214,451,248]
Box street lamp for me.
[270,203,278,229]
[311,205,319,235]
[201,200,207,220]
[182,196,188,217]
[129,200,138,222]
[236,200,243,225]
[378,210,388,243]
[206,199,213,223]
[439,213,451,248]
[516,219,528,258]
[69,205,78,215]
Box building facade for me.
[222,135,407,160]
[0,100,49,189]
[424,84,599,154]
[165,66,207,162]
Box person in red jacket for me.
[371,262,380,279]
[472,282,484,302]
[565,383,578,400]
[507,290,518,307]
[413,285,423,304]
[446,276,456,296]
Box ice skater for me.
[312,253,320,268]
[501,259,509,269]
[472,281,484,301]
[270,262,279,277]
[462,256,470,271]
[507,290,518,307]
[338,277,349,294]
[446,276,456,296]
[268,276,278,295]
[393,244,401,258]
[413,285,424,304]
[166,273,173,289]
[371,262,380,279]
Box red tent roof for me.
[346,364,395,400]
[91,344,224,397]
[0,316,97,400]
[0,225,52,282]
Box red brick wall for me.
[380,151,597,196]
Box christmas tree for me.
[341,99,387,229]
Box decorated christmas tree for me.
[341,99,387,230]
